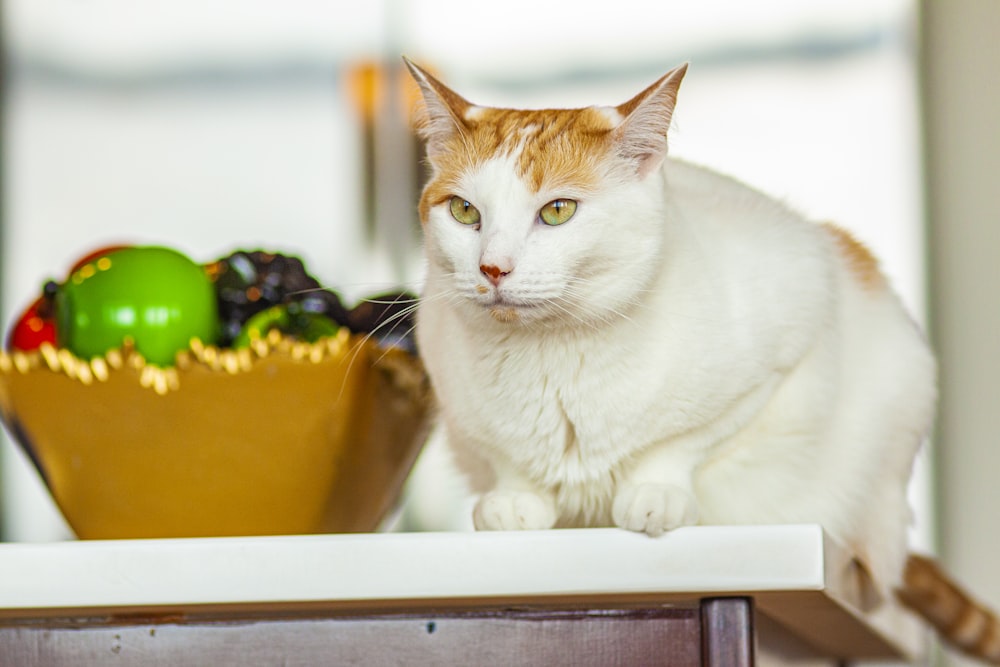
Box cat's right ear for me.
[403,57,473,159]
[613,63,688,178]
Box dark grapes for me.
[206,251,350,347]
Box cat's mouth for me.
[479,293,543,324]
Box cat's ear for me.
[612,63,688,177]
[403,57,473,158]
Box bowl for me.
[0,330,433,539]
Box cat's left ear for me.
[613,63,688,178]
[403,57,473,159]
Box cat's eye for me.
[449,197,481,226]
[539,199,577,226]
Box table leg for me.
[701,597,755,667]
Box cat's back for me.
[661,158,813,241]
[660,158,888,292]
[651,158,838,361]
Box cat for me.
[403,58,999,663]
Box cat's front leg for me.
[612,483,698,536]
[473,489,557,531]
[612,444,700,537]
[472,464,557,531]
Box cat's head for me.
[406,59,687,330]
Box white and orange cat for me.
[405,59,998,662]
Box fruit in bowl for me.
[54,246,220,367]
[6,296,57,352]
[0,245,430,539]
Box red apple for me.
[7,296,57,351]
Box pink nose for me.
[480,263,510,286]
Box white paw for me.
[612,483,698,536]
[473,490,557,531]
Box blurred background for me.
[0,1,996,663]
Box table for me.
[0,525,924,665]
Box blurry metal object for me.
[346,60,424,276]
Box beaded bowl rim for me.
[0,327,363,396]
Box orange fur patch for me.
[898,553,1000,662]
[418,106,617,222]
[822,223,883,290]
[489,307,520,323]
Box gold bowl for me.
[0,330,433,539]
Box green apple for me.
[55,246,219,366]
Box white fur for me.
[417,144,935,592]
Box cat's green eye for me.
[449,197,481,226]
[540,199,577,226]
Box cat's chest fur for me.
[420,313,647,524]
[433,320,638,484]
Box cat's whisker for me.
[351,296,424,347]
[334,303,433,402]
[288,279,424,300]
[555,283,637,329]
[545,296,603,332]
[567,278,723,327]
[332,294,431,398]
[368,322,422,366]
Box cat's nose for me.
[480,263,510,286]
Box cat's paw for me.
[612,483,698,537]
[473,490,557,531]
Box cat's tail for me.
[896,553,1000,664]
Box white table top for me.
[0,524,924,661]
